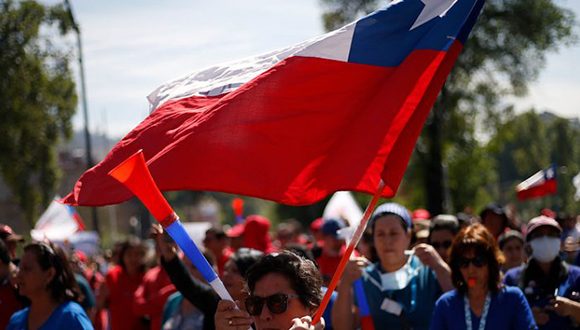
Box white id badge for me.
[380,297,403,316]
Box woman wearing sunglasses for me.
[7,242,93,330]
[215,251,324,330]
[430,224,537,330]
[428,215,460,264]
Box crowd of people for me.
[0,202,579,329]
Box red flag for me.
[64,0,485,207]
[516,165,558,201]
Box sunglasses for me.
[245,293,299,316]
[457,255,487,268]
[431,241,452,250]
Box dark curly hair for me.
[449,224,505,294]
[24,242,82,303]
[230,247,264,278]
[246,251,322,310]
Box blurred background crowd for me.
[1,201,579,329]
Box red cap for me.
[0,224,24,242]
[310,217,323,232]
[227,223,245,237]
[412,209,431,222]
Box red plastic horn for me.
[108,150,175,227]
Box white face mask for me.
[530,236,561,263]
[380,258,418,291]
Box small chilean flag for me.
[516,165,558,201]
[64,0,485,207]
[31,197,86,241]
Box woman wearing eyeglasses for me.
[430,224,536,330]
[428,215,460,264]
[215,251,324,330]
[7,242,93,330]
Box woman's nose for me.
[259,303,273,321]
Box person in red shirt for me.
[133,227,177,330]
[226,215,276,254]
[98,237,147,330]
[243,215,276,253]
[0,239,23,330]
[202,226,232,277]
[316,219,348,285]
[72,250,108,330]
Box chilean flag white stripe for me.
[516,165,557,200]
[147,23,356,110]
[32,197,85,241]
[147,0,466,111]
[516,166,556,191]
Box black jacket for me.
[161,256,219,330]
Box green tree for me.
[0,0,77,224]
[548,117,580,213]
[487,111,551,200]
[487,111,580,214]
[320,0,576,214]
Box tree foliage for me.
[488,111,580,213]
[320,0,576,215]
[0,0,77,223]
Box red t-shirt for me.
[106,265,147,330]
[0,279,23,330]
[316,251,343,283]
[133,265,176,330]
[217,248,233,277]
[316,246,357,283]
[84,268,107,330]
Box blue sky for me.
[45,0,580,138]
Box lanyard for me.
[464,293,491,330]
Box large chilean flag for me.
[64,0,485,207]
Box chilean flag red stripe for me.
[516,165,558,201]
[64,0,485,207]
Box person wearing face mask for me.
[504,216,580,329]
[332,203,453,330]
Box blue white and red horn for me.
[108,150,233,301]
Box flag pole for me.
[312,180,385,325]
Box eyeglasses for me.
[245,293,300,316]
[457,255,487,268]
[431,241,452,250]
